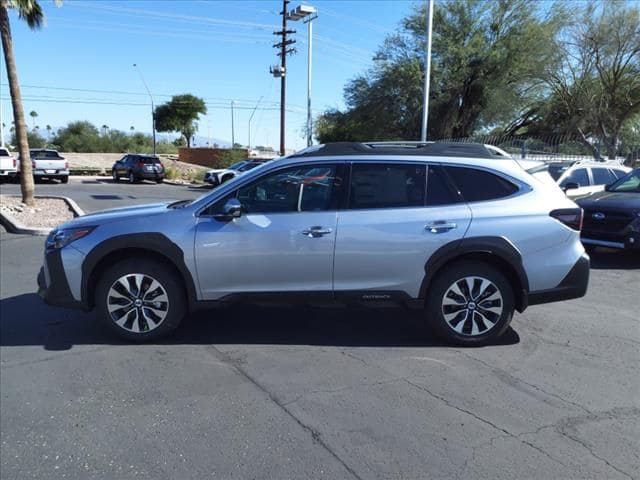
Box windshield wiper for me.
[167,200,192,209]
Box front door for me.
[194,163,345,300]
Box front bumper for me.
[526,253,590,306]
[37,250,87,310]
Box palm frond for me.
[7,0,45,29]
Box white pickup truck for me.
[0,147,17,181]
[19,149,69,183]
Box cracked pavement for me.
[1,184,639,479]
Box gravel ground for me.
[0,195,75,229]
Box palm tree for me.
[29,109,37,129]
[45,124,51,137]
[0,0,47,206]
[101,124,109,136]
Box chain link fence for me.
[435,135,639,167]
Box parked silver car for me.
[38,142,589,346]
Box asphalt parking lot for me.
[1,178,639,479]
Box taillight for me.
[65,161,69,169]
[12,158,16,168]
[550,208,583,231]
[138,161,144,169]
[32,161,36,169]
[159,162,164,171]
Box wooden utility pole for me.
[273,0,296,155]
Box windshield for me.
[228,160,250,171]
[609,169,640,192]
[192,160,276,205]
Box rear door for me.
[333,162,471,298]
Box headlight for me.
[46,227,95,251]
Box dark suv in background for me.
[112,154,165,183]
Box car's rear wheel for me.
[155,178,163,184]
[61,176,69,184]
[128,171,136,184]
[112,170,119,182]
[95,259,186,341]
[425,261,514,346]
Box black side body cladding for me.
[37,250,86,310]
[420,237,530,312]
[81,233,198,309]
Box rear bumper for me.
[527,253,590,306]
[0,170,17,176]
[33,169,69,177]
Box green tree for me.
[29,109,37,129]
[315,0,565,143]
[154,94,207,148]
[11,129,45,148]
[52,121,102,152]
[526,1,640,159]
[0,0,52,205]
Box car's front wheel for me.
[61,176,69,184]
[95,259,186,341]
[425,261,515,346]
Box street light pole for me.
[420,0,434,142]
[231,100,236,148]
[288,4,317,148]
[133,63,156,155]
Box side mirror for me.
[604,183,612,192]
[562,182,579,192]
[214,198,242,221]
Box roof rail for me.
[288,141,495,159]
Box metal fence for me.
[435,134,640,167]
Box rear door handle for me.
[425,221,457,233]
[301,226,333,238]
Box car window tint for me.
[591,168,615,185]
[238,165,337,213]
[0,149,9,157]
[444,166,518,202]
[348,164,425,209]
[560,168,589,187]
[426,165,461,206]
[611,171,640,192]
[140,157,159,164]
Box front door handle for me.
[301,226,333,238]
[425,221,457,233]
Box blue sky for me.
[1,0,416,150]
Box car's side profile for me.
[38,142,589,346]
[557,163,630,198]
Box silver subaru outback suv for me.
[38,142,589,346]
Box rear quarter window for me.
[444,166,519,202]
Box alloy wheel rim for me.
[107,273,169,333]
[441,276,503,336]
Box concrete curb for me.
[0,195,85,236]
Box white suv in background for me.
[558,162,630,198]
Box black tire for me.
[94,258,186,342]
[584,244,597,254]
[155,178,163,184]
[128,171,136,184]
[112,170,119,183]
[425,261,515,347]
[61,176,69,184]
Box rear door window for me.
[444,166,518,202]
[426,165,462,206]
[591,168,616,185]
[560,168,589,188]
[348,163,426,209]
